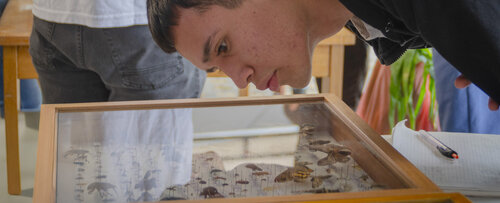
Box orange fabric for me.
[356,61,439,134]
[356,61,392,134]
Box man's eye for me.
[216,40,228,55]
[206,67,220,73]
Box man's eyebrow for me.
[202,30,219,63]
[202,36,211,63]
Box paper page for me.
[392,120,500,196]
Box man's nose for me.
[224,65,254,89]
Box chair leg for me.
[238,86,249,96]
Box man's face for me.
[173,0,313,91]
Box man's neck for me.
[301,0,353,45]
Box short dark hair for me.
[147,0,244,53]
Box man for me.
[147,0,500,110]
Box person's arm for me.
[454,75,499,110]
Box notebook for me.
[392,120,500,197]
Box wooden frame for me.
[34,94,449,202]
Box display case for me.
[33,94,463,202]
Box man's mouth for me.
[266,70,280,92]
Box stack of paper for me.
[392,120,500,197]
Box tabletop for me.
[0,0,32,45]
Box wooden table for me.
[0,0,36,195]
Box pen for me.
[417,130,459,159]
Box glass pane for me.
[55,102,401,202]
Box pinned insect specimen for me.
[274,169,294,182]
[308,144,352,165]
[95,175,107,179]
[199,186,224,199]
[326,168,332,174]
[359,174,369,182]
[295,161,313,166]
[87,182,117,199]
[311,175,332,188]
[210,169,223,175]
[263,186,275,192]
[135,170,157,191]
[300,124,315,136]
[64,149,89,162]
[309,140,330,145]
[252,171,270,176]
[73,161,84,166]
[307,143,340,153]
[370,183,388,190]
[245,163,262,171]
[161,196,186,201]
[317,152,336,166]
[236,180,249,184]
[213,176,227,180]
[135,170,158,202]
[318,150,351,166]
[274,164,314,183]
[299,188,340,194]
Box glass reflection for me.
[56,102,388,202]
[57,109,194,202]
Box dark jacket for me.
[340,0,500,103]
